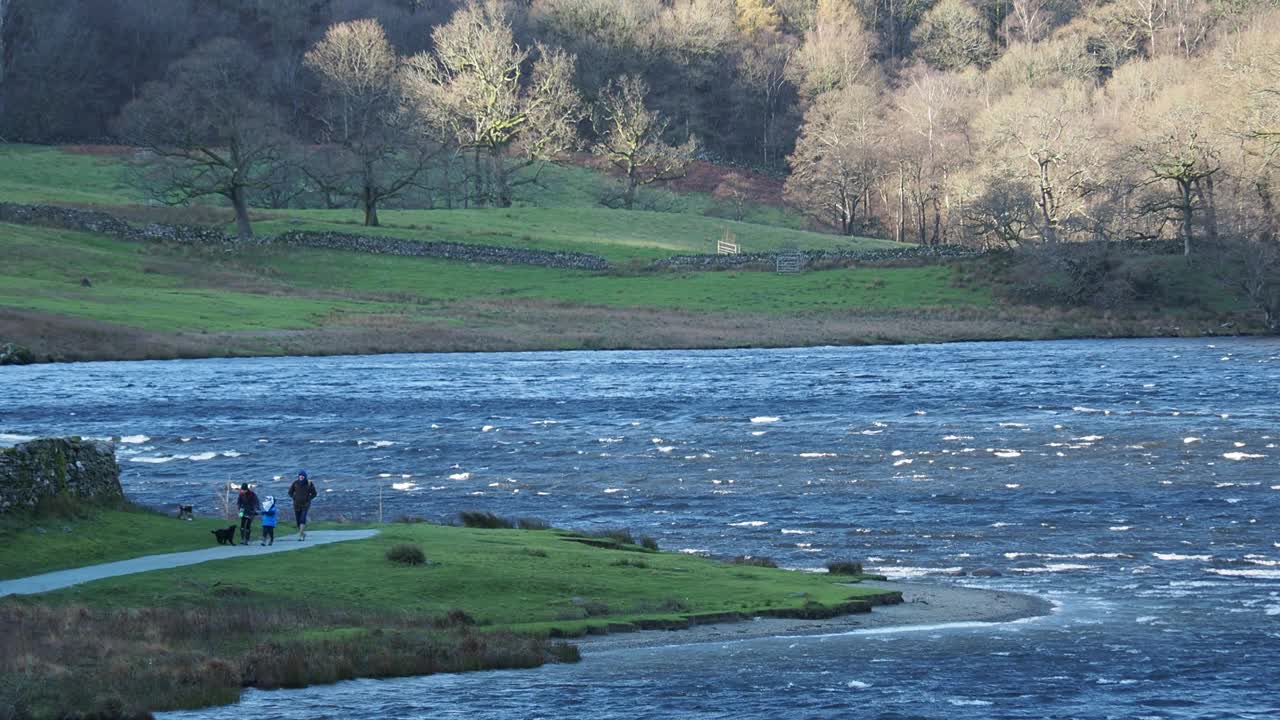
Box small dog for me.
[211,525,237,545]
[177,504,194,520]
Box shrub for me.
[610,558,648,569]
[458,511,512,529]
[516,517,550,530]
[728,555,778,568]
[393,514,427,524]
[639,535,659,551]
[826,560,864,576]
[523,548,548,558]
[434,609,476,628]
[593,528,635,546]
[385,544,426,566]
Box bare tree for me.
[400,0,584,207]
[305,18,438,226]
[978,82,1103,244]
[788,0,878,97]
[592,75,697,210]
[118,38,285,241]
[785,84,884,235]
[913,0,996,71]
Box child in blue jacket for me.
[260,495,279,546]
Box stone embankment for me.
[0,437,123,513]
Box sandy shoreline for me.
[577,581,1054,654]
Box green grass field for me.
[0,144,1261,360]
[0,503,232,579]
[1,506,896,717]
[35,520,889,631]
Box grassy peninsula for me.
[0,145,1261,363]
[0,502,897,718]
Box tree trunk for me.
[230,185,254,241]
[363,187,379,227]
[897,165,906,244]
[623,164,639,210]
[1199,174,1218,246]
[472,148,485,208]
[1179,178,1194,257]
[491,148,513,208]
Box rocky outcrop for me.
[0,342,35,365]
[0,437,122,513]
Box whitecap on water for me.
[750,416,780,424]
[751,431,768,436]
[1012,563,1097,573]
[129,456,177,464]
[893,459,913,466]
[1154,553,1212,561]
[656,446,675,453]
[846,680,871,689]
[999,422,1027,428]
[220,450,242,458]
[597,437,623,444]
[992,450,1022,458]
[391,482,416,491]
[1005,483,1021,489]
[729,520,768,527]
[187,452,217,461]
[448,472,472,481]
[1110,526,1132,531]
[603,488,623,494]
[119,435,150,444]
[1206,568,1280,579]
[946,699,993,707]
[781,529,814,535]
[799,452,836,458]
[942,435,973,441]
[1223,452,1265,461]
[1074,435,1104,442]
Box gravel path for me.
[0,529,380,597]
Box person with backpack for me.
[236,483,259,545]
[288,470,318,541]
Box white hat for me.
[262,496,276,511]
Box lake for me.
[3,338,1278,719]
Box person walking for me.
[288,470,318,541]
[260,495,278,546]
[236,483,259,545]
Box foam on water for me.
[119,435,150,444]
[750,416,781,424]
[729,520,768,527]
[1205,568,1280,579]
[1223,452,1265,461]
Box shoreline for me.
[575,581,1054,654]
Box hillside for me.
[0,145,1261,362]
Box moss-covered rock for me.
[0,342,36,365]
[0,437,122,514]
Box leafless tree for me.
[401,0,584,207]
[305,18,440,226]
[979,82,1104,244]
[913,0,996,71]
[592,75,697,210]
[788,0,878,98]
[118,38,285,241]
[785,84,884,235]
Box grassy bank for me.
[0,144,1264,361]
[0,500,231,580]
[0,508,897,718]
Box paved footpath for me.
[0,529,380,597]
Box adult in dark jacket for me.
[236,484,260,545]
[288,470,318,541]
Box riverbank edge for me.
[0,302,1262,366]
[575,581,1054,653]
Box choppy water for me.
[3,338,1279,719]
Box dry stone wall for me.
[0,437,122,513]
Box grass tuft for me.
[826,560,865,576]
[728,555,779,568]
[385,543,427,566]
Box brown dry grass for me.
[2,298,1254,365]
[0,601,553,719]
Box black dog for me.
[211,525,237,545]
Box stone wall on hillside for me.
[0,202,610,270]
[0,437,122,513]
[652,244,983,270]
